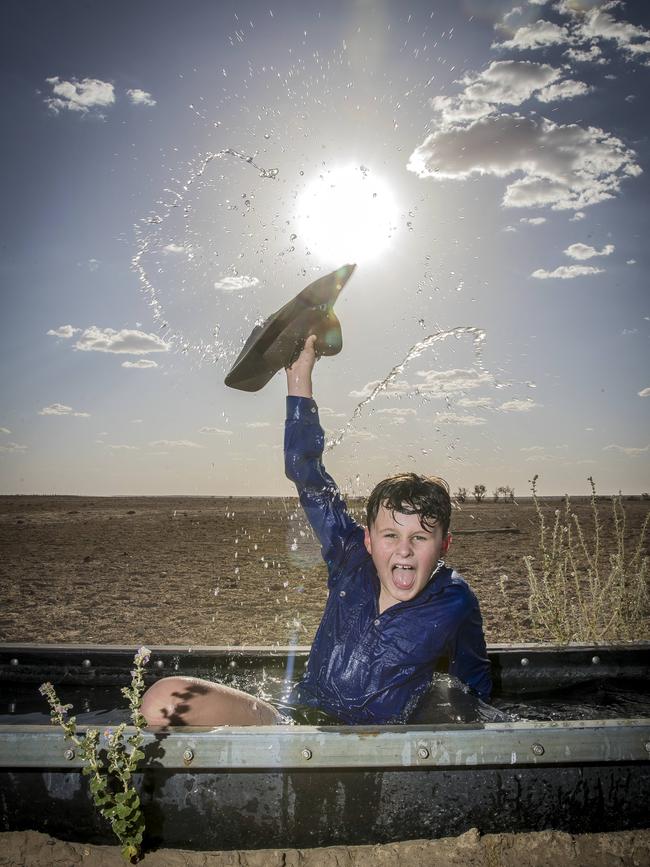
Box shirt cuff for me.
[286,395,319,422]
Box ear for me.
[363,526,372,556]
[441,533,451,555]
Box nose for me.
[395,537,413,557]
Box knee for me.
[141,677,188,726]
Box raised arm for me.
[284,337,365,582]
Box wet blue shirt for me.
[285,396,492,725]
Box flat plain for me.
[1,494,648,646]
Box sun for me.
[294,165,399,265]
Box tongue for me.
[393,568,415,589]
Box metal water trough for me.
[0,642,649,851]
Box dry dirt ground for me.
[1,495,648,866]
[1,494,648,646]
[1,828,650,867]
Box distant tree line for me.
[455,485,514,504]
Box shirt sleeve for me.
[284,396,365,583]
[446,589,492,701]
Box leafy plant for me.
[455,487,467,504]
[40,646,151,863]
[523,476,649,642]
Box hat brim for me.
[224,263,356,392]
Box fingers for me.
[286,334,317,371]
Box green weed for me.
[523,476,649,642]
[39,646,150,863]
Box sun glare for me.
[295,165,399,265]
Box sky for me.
[1,0,649,498]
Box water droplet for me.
[289,233,297,241]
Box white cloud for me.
[603,443,650,456]
[493,19,571,51]
[149,439,203,448]
[531,264,604,279]
[245,421,272,428]
[127,88,156,107]
[213,275,260,291]
[351,369,494,399]
[376,408,418,416]
[108,444,140,451]
[75,326,169,355]
[564,44,605,64]
[408,114,640,212]
[535,79,592,101]
[570,211,586,221]
[520,445,545,452]
[121,359,159,369]
[578,7,650,61]
[39,403,90,417]
[199,427,232,435]
[318,406,347,418]
[88,258,100,272]
[499,399,540,412]
[498,3,650,64]
[0,442,27,453]
[638,387,650,398]
[47,325,79,339]
[457,396,493,408]
[520,216,547,225]
[44,77,115,115]
[435,412,486,426]
[431,61,563,123]
[627,259,637,265]
[564,242,614,260]
[163,243,185,254]
[416,368,495,394]
[0,427,11,434]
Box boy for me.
[141,336,490,726]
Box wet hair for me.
[366,472,452,536]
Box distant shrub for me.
[455,487,467,504]
[523,475,649,643]
[473,484,486,503]
[493,485,515,503]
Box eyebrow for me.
[377,526,433,535]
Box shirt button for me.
[374,619,380,627]
[339,590,346,597]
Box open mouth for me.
[391,564,416,590]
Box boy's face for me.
[364,504,450,612]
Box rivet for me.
[374,619,381,627]
[520,657,529,667]
[183,749,194,765]
[531,743,545,756]
[301,748,313,760]
[155,659,164,669]
[591,655,600,665]
[417,747,430,759]
[339,590,346,597]
[644,742,650,754]
[64,749,75,761]
[9,658,19,667]
[82,659,92,668]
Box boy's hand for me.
[286,334,317,398]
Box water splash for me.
[131,147,279,362]
[326,326,487,450]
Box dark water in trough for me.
[2,675,649,727]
